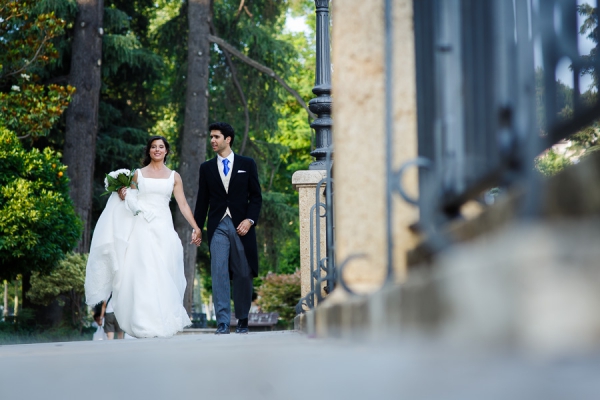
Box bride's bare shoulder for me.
[132,168,140,183]
[173,170,182,182]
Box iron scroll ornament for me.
[392,156,433,206]
[336,253,369,296]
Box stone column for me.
[293,170,328,307]
[331,0,420,294]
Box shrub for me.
[0,127,82,281]
[256,271,301,323]
[27,253,88,329]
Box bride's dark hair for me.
[142,136,171,166]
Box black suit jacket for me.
[194,154,262,277]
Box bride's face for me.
[149,140,167,162]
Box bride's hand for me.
[118,187,127,200]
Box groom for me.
[194,122,262,334]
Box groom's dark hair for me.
[209,122,235,146]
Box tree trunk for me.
[63,0,104,253]
[175,0,211,314]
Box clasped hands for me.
[191,229,201,246]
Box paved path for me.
[1,331,599,399]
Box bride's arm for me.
[173,172,202,244]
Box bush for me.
[0,317,94,345]
[535,149,572,176]
[27,253,88,329]
[256,271,301,323]
[0,127,82,281]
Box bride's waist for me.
[138,196,170,209]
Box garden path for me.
[0,331,598,399]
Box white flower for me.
[20,74,30,81]
[108,168,131,179]
[104,177,109,190]
[11,85,20,92]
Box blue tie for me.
[222,159,230,176]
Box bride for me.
[85,135,201,338]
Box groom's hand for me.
[236,219,252,236]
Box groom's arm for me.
[194,163,210,230]
[246,158,262,225]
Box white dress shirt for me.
[217,151,234,219]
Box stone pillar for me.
[331,0,420,294]
[293,170,328,306]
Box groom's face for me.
[210,130,231,155]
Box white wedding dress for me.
[85,170,191,338]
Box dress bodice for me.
[137,169,174,210]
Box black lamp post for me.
[309,0,333,170]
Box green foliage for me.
[256,271,301,322]
[0,127,82,281]
[535,67,574,135]
[27,252,86,306]
[277,238,300,275]
[535,149,572,177]
[0,312,94,345]
[0,83,75,139]
[0,1,75,138]
[27,252,88,328]
[578,4,600,88]
[256,191,298,274]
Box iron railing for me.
[396,0,600,252]
[296,150,335,314]
[297,0,600,311]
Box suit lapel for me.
[208,157,227,193]
[229,154,241,185]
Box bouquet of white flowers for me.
[102,168,137,196]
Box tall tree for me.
[63,0,104,252]
[175,0,212,313]
[150,1,315,310]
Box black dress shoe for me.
[235,318,249,334]
[215,323,230,335]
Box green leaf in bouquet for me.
[117,174,129,186]
[106,175,119,186]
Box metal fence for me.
[394,0,600,253]
[296,0,600,312]
[295,151,335,314]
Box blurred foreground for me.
[0,331,599,399]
